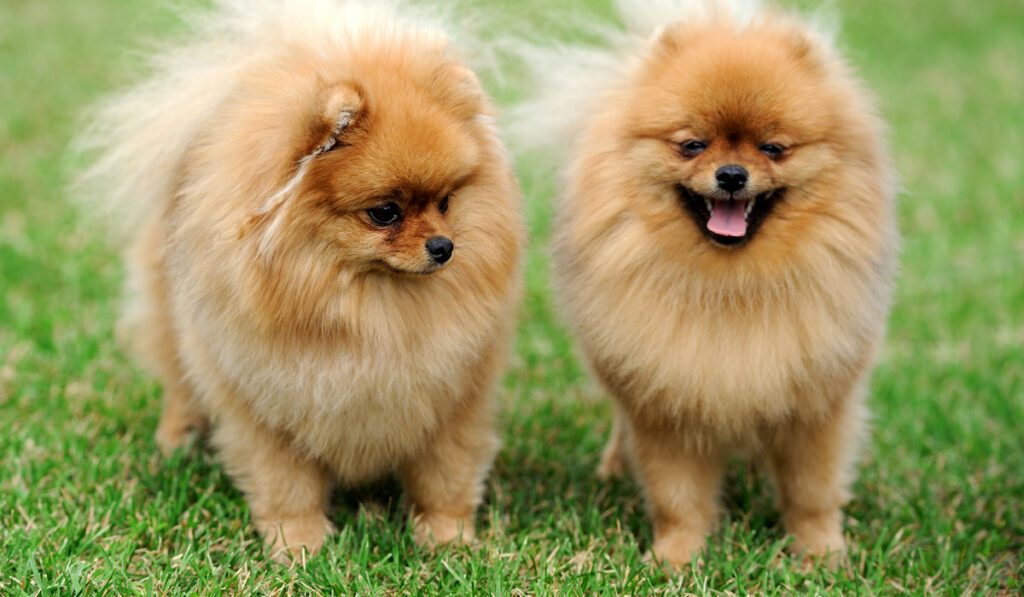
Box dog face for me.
[247,56,486,277]
[302,79,481,276]
[622,23,845,248]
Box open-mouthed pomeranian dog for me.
[77,0,524,560]
[515,0,897,568]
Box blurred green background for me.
[1,0,1021,594]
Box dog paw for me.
[155,422,196,457]
[412,512,475,547]
[785,513,847,570]
[789,533,847,571]
[647,529,707,570]
[596,442,626,480]
[259,513,335,564]
[155,407,207,457]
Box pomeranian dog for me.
[516,0,897,567]
[77,0,523,560]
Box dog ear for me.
[784,30,827,74]
[237,84,364,249]
[417,59,484,122]
[312,83,365,155]
[651,23,686,55]
[237,84,366,254]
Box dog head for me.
[237,47,489,278]
[620,19,864,249]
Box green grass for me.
[2,0,1022,594]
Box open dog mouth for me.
[677,185,782,247]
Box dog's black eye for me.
[681,140,708,156]
[439,194,451,215]
[759,143,785,159]
[367,202,402,226]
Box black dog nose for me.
[425,236,454,264]
[715,165,748,193]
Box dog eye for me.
[680,140,708,156]
[759,143,785,159]
[366,202,402,226]
[439,194,451,215]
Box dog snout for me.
[425,236,454,264]
[715,165,748,193]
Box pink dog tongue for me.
[707,199,748,237]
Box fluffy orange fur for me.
[80,0,523,560]
[540,2,897,568]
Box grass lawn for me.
[1,0,1021,594]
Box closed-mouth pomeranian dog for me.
[516,0,897,568]
[77,0,523,560]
